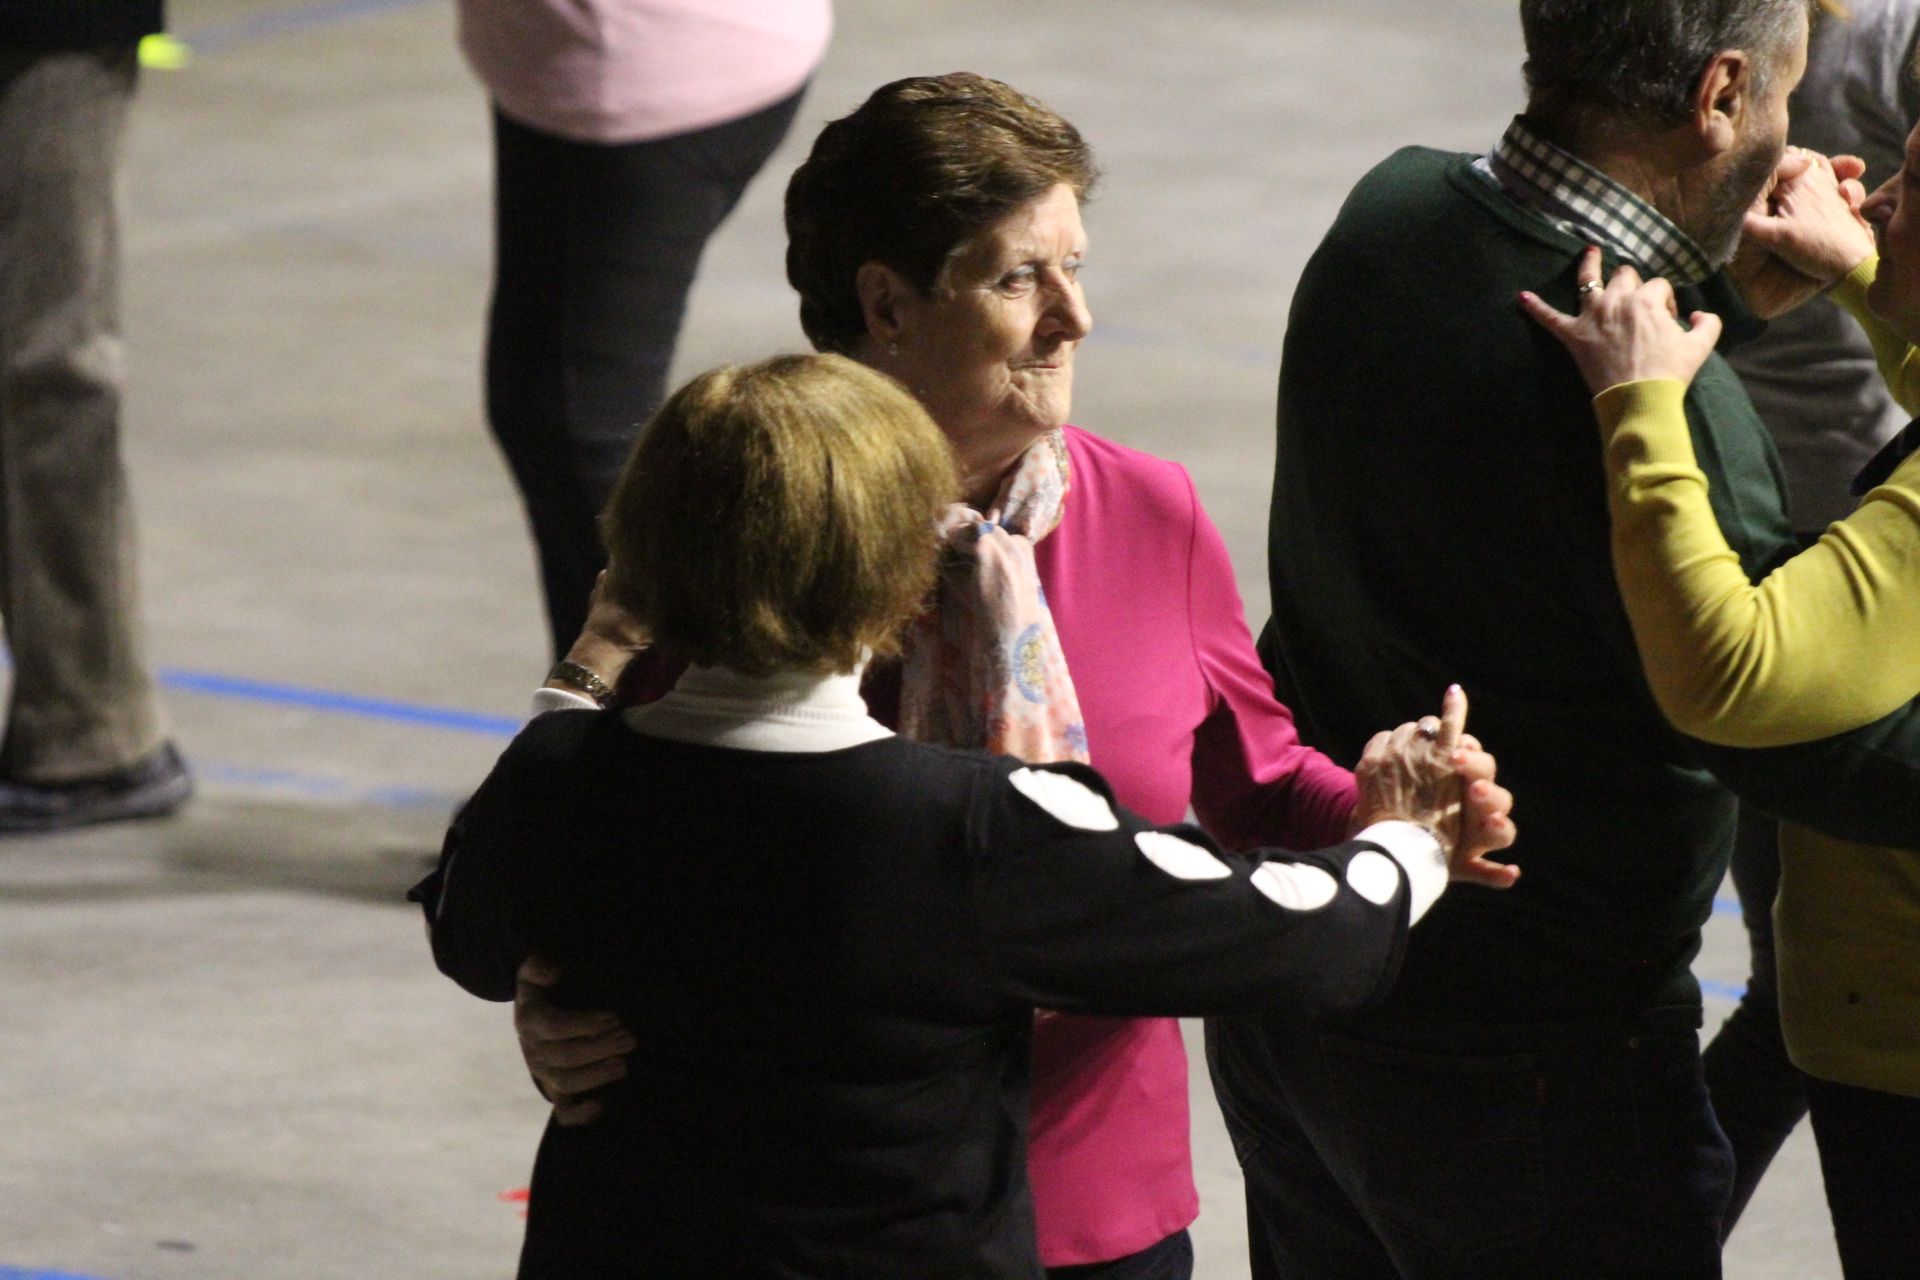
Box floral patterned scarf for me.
[898,429,1089,765]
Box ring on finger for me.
[1416,718,1442,741]
[1577,278,1604,298]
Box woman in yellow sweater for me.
[1521,142,1920,1280]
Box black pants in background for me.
[1207,1012,1732,1280]
[1807,1075,1920,1280]
[485,91,804,657]
[1700,524,1825,1236]
[1702,803,1810,1236]
[1048,1229,1192,1280]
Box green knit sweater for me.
[1263,146,1920,1028]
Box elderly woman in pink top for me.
[520,73,1519,1278]
[460,0,831,657]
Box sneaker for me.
[0,742,193,835]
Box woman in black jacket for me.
[414,353,1516,1279]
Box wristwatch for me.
[546,659,614,706]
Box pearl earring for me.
[887,341,901,357]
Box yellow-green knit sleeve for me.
[1597,379,1920,747]
[1830,255,1920,414]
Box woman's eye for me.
[996,268,1037,295]
[1063,256,1085,281]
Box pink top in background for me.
[457,0,832,144]
[1012,426,1358,1265]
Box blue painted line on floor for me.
[181,0,435,55]
[0,1268,119,1280]
[1701,978,1748,1002]
[157,667,520,739]
[1712,896,1741,918]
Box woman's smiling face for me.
[885,184,1093,495]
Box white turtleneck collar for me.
[529,662,892,754]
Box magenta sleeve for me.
[1180,476,1359,851]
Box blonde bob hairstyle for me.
[601,354,957,676]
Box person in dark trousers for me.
[0,0,191,833]
[1216,1,1920,1276]
[1520,147,1920,1279]
[1713,0,1920,1232]
[457,0,830,658]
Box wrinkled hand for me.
[1728,147,1873,318]
[552,570,650,693]
[1519,247,1723,395]
[515,956,635,1126]
[1353,686,1519,890]
[1445,726,1520,889]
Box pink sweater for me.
[457,0,831,144]
[1013,427,1357,1263]
[617,425,1358,1265]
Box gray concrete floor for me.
[0,0,1844,1276]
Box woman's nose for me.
[1042,278,1093,342]
[1862,175,1900,226]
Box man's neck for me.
[1486,114,1717,286]
[1535,113,1687,227]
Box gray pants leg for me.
[0,43,163,782]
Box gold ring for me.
[1577,279,1604,297]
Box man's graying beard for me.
[1696,138,1788,266]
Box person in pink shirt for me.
[518,73,1519,1278]
[458,0,831,657]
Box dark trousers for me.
[485,91,803,657]
[1698,524,1820,1236]
[1046,1230,1192,1280]
[1701,804,1810,1235]
[1807,1076,1920,1279]
[1207,1012,1732,1279]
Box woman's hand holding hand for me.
[1735,146,1875,308]
[1449,735,1521,890]
[1353,686,1520,890]
[515,956,636,1126]
[1518,246,1723,395]
[549,570,651,696]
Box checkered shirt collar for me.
[1486,116,1714,286]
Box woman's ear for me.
[856,261,912,348]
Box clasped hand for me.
[1352,684,1520,891]
[517,689,1520,1125]
[1730,145,1876,319]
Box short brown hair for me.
[601,355,957,675]
[785,73,1099,354]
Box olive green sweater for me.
[1262,146,1920,1029]
[1598,257,1920,1094]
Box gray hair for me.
[1520,0,1811,128]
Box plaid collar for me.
[1484,116,1714,286]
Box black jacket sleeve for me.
[408,711,596,1001]
[972,760,1420,1017]
[1690,702,1920,848]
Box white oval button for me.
[1250,862,1339,911]
[1135,831,1233,880]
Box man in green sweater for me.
[1207,2,1920,1276]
